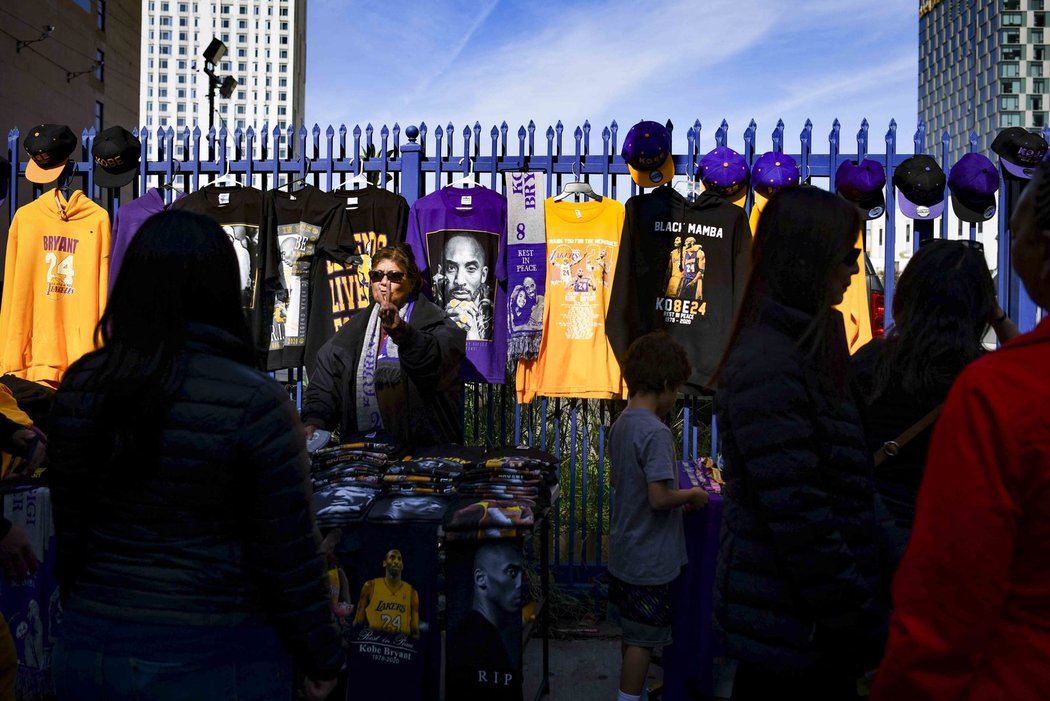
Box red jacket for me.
[873,317,1050,700]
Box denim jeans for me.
[51,609,293,701]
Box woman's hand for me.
[377,288,404,335]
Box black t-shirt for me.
[172,186,273,361]
[304,187,408,375]
[262,185,351,370]
[606,186,751,393]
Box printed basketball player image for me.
[680,236,706,300]
[431,233,494,341]
[665,236,684,296]
[352,549,420,638]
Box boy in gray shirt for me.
[609,332,708,701]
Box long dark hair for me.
[873,240,995,399]
[80,210,253,471]
[714,185,861,389]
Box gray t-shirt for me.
[608,408,687,585]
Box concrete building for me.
[0,0,141,231]
[919,0,1048,164]
[139,0,306,156]
[1,0,141,150]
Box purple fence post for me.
[884,120,899,328]
[399,125,423,206]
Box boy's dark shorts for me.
[608,574,673,648]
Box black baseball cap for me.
[990,127,1049,179]
[893,154,946,220]
[23,124,77,184]
[92,126,141,188]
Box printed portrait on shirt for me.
[222,224,259,308]
[426,230,498,342]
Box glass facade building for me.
[919,0,1049,163]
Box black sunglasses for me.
[369,270,407,283]
[919,237,984,253]
[841,247,862,265]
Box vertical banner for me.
[0,487,58,701]
[445,538,525,701]
[346,501,443,701]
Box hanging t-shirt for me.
[517,197,625,403]
[836,229,873,354]
[109,187,185,293]
[263,185,351,370]
[606,186,751,394]
[172,186,274,361]
[0,190,110,384]
[304,186,408,375]
[406,186,508,384]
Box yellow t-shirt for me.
[364,578,414,635]
[518,199,625,404]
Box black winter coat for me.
[714,302,890,675]
[47,324,344,680]
[301,297,466,449]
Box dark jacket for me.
[47,324,344,680]
[849,338,948,534]
[301,297,466,449]
[714,302,889,674]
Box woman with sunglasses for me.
[712,186,891,699]
[849,237,1018,547]
[302,243,466,449]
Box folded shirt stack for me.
[311,441,403,527]
[444,498,535,541]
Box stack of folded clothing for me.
[311,441,403,527]
[678,457,723,494]
[380,457,468,496]
[457,448,560,511]
[444,499,535,541]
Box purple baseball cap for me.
[947,153,999,223]
[698,147,749,202]
[835,159,887,220]
[751,152,799,197]
[621,120,673,188]
[893,154,946,220]
[990,127,1049,179]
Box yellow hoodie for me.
[0,189,110,383]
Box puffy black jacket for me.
[714,302,889,675]
[47,323,344,680]
[301,297,466,449]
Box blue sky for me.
[305,0,919,156]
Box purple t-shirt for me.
[109,188,186,292]
[406,186,508,384]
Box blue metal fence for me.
[3,117,1046,585]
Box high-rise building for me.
[139,0,306,155]
[919,0,1049,164]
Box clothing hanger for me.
[448,157,482,189]
[277,175,308,191]
[208,160,242,188]
[159,161,185,197]
[335,172,370,191]
[553,162,602,202]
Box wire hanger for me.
[277,175,308,191]
[448,157,482,189]
[159,161,185,196]
[553,162,602,202]
[56,161,78,197]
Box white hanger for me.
[553,162,602,202]
[448,157,482,189]
[336,172,371,191]
[208,160,242,188]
